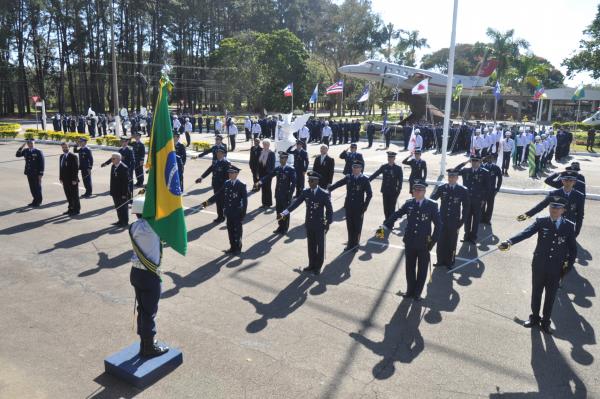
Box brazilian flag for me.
[143,76,187,255]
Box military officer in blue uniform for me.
[280,172,333,275]
[129,197,169,357]
[518,170,585,236]
[378,180,441,300]
[499,196,577,334]
[102,136,136,198]
[131,132,146,187]
[339,143,364,175]
[201,165,248,254]
[368,151,403,219]
[454,155,490,244]
[73,137,93,197]
[197,134,227,164]
[481,153,503,225]
[430,169,469,269]
[286,140,309,197]
[402,149,427,194]
[16,138,44,206]
[329,161,373,250]
[109,153,130,226]
[174,133,187,189]
[257,152,296,234]
[196,147,230,223]
[366,121,376,148]
[544,166,586,197]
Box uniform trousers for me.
[27,175,43,204]
[130,267,161,339]
[436,224,459,265]
[62,181,80,213]
[464,199,482,241]
[382,193,399,220]
[275,198,291,232]
[226,216,243,250]
[345,210,364,247]
[405,247,430,298]
[530,260,561,322]
[307,227,325,271]
[113,195,129,224]
[81,169,92,195]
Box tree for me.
[485,28,529,82]
[420,43,486,74]
[394,29,429,66]
[563,4,600,79]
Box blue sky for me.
[371,0,598,86]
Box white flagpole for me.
[440,0,459,175]
[291,85,294,114]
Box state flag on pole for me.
[283,83,293,97]
[572,83,585,101]
[411,78,428,95]
[407,126,417,154]
[309,84,318,103]
[357,85,370,103]
[326,81,344,95]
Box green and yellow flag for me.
[528,142,536,178]
[143,76,187,255]
[452,83,463,101]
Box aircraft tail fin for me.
[475,59,499,78]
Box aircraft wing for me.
[291,113,311,133]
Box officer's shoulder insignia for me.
[564,218,576,226]
[574,190,584,196]
[480,167,489,172]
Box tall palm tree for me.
[382,22,400,62]
[395,29,429,66]
[485,28,529,82]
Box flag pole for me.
[493,96,498,122]
[291,84,294,114]
[341,83,344,117]
[440,0,459,176]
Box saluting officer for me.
[16,138,44,206]
[129,197,169,357]
[195,147,230,223]
[201,165,248,255]
[132,132,146,188]
[454,155,490,244]
[257,152,296,234]
[368,151,403,219]
[430,169,469,269]
[329,161,373,251]
[59,142,81,216]
[378,180,441,300]
[286,140,309,197]
[197,134,227,164]
[544,166,586,197]
[280,172,333,275]
[402,149,427,194]
[339,143,364,175]
[499,196,577,334]
[517,170,585,236]
[73,137,93,197]
[481,153,502,225]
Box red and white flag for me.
[283,83,293,97]
[407,126,417,154]
[411,78,428,95]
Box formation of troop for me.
[16,112,588,343]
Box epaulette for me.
[480,167,489,172]
[564,218,576,226]
[574,190,584,196]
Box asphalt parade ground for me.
[0,141,599,398]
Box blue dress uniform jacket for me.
[201,158,231,219]
[330,174,373,248]
[132,141,146,186]
[384,198,441,298]
[508,217,577,322]
[286,187,333,271]
[262,165,296,232]
[369,163,403,219]
[207,179,248,251]
[456,164,490,241]
[525,188,585,236]
[544,173,586,197]
[16,146,44,205]
[74,145,93,170]
[287,147,309,196]
[199,143,228,163]
[430,184,470,266]
[402,157,427,193]
[384,198,441,249]
[339,150,364,175]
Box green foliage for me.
[552,122,596,132]
[421,43,487,74]
[563,4,600,79]
[211,29,309,112]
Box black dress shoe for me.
[28,202,35,206]
[62,211,70,215]
[540,321,553,335]
[523,317,540,328]
[111,221,121,226]
[413,296,423,302]
[397,291,414,298]
[118,222,129,227]
[302,266,314,272]
[273,229,283,234]
[223,248,234,254]
[69,211,80,216]
[433,262,444,267]
[213,217,225,223]
[140,339,169,357]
